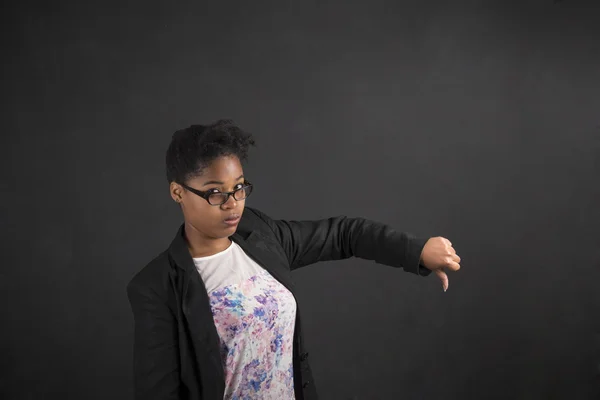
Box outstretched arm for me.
[248,207,462,291]
[249,207,430,274]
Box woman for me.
[126,120,461,400]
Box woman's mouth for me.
[223,215,241,226]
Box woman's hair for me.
[165,119,256,184]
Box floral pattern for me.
[209,268,297,399]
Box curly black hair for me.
[165,119,256,185]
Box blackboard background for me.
[2,0,599,399]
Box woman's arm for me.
[127,281,182,400]
[248,207,431,274]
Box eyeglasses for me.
[179,180,254,206]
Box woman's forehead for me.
[191,157,244,185]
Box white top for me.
[193,240,297,399]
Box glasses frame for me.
[179,180,253,206]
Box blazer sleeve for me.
[248,207,432,275]
[127,281,182,400]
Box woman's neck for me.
[184,223,231,258]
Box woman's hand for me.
[420,237,461,292]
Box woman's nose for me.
[222,194,237,208]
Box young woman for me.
[126,120,461,400]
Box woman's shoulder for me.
[126,250,172,298]
[242,206,269,221]
[241,206,280,229]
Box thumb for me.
[434,268,449,292]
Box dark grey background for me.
[2,0,599,399]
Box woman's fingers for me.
[434,268,449,292]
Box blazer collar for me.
[167,222,295,293]
[167,222,253,274]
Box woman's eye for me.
[209,184,242,193]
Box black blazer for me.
[126,206,432,400]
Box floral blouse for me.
[193,240,297,399]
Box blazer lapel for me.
[168,225,226,387]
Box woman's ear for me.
[170,182,183,203]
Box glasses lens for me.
[233,185,252,201]
[207,185,253,205]
[208,193,227,205]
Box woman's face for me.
[171,155,247,240]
